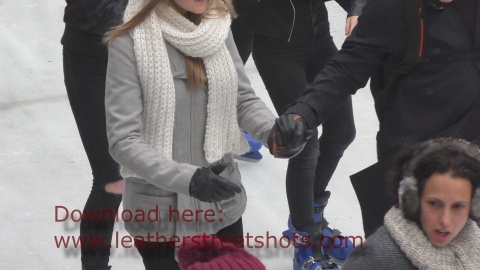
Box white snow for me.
[0,1,378,269]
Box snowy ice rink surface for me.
[0,1,379,269]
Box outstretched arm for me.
[285,0,403,128]
[268,0,405,158]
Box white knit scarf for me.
[384,207,480,270]
[123,0,249,167]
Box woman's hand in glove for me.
[189,162,242,203]
[267,114,313,159]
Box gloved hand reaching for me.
[189,162,242,203]
[267,114,313,158]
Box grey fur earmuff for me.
[472,188,480,223]
[398,176,420,220]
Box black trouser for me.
[233,3,356,230]
[63,47,123,269]
[135,218,244,270]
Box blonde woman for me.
[104,0,276,268]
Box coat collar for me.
[428,4,474,50]
[424,0,479,48]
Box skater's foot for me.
[282,229,339,270]
[234,133,263,162]
[234,150,263,162]
[313,208,354,265]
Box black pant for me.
[232,3,355,230]
[135,218,244,270]
[63,48,123,269]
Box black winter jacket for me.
[285,0,480,159]
[234,0,368,41]
[61,0,128,57]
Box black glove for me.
[189,162,242,203]
[267,114,313,158]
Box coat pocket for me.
[216,162,247,220]
[123,180,177,238]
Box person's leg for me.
[304,4,356,202]
[134,241,180,270]
[313,99,355,197]
[63,48,123,269]
[253,38,337,265]
[252,34,319,229]
[301,5,356,264]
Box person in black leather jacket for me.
[268,0,480,239]
[231,1,366,269]
[61,1,127,269]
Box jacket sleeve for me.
[225,31,276,145]
[81,0,128,34]
[285,0,405,129]
[105,34,197,196]
[349,0,368,16]
[332,0,368,16]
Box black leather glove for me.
[189,162,242,203]
[267,114,313,158]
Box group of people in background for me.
[61,0,480,269]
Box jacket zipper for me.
[288,0,295,42]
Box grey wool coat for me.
[105,31,276,240]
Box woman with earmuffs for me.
[342,138,480,270]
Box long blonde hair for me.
[105,0,236,89]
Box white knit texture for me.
[123,1,249,172]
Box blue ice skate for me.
[283,216,352,268]
[282,228,338,270]
[234,133,263,162]
[312,204,354,264]
[284,191,354,267]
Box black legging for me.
[63,48,123,269]
[232,2,355,230]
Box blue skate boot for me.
[312,191,354,265]
[234,133,263,162]
[282,223,338,270]
[284,191,354,267]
